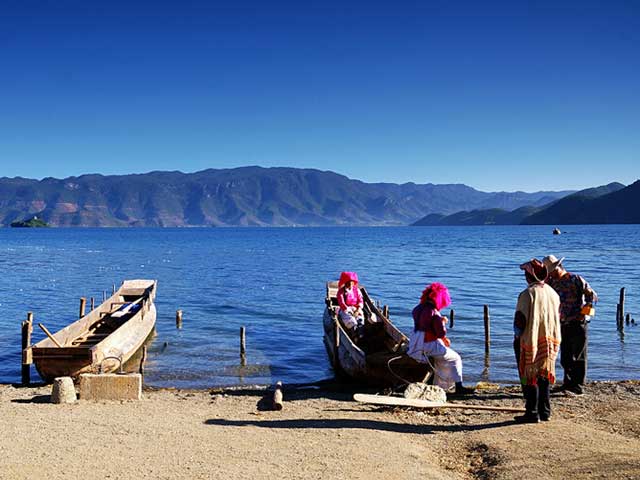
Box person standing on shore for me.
[513,259,561,423]
[543,255,598,395]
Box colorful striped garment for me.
[515,282,562,385]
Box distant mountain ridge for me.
[412,182,631,226]
[0,167,573,227]
[522,181,639,225]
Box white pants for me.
[339,309,364,330]
[407,331,463,391]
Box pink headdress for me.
[338,271,359,288]
[419,282,451,311]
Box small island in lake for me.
[10,216,50,228]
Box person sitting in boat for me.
[407,282,474,395]
[337,271,366,340]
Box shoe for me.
[540,415,551,422]
[569,385,584,395]
[514,414,539,424]
[454,383,475,395]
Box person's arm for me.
[337,288,348,312]
[582,277,597,304]
[513,311,526,338]
[432,312,447,338]
[514,291,530,337]
[356,287,364,309]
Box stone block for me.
[403,382,447,403]
[51,377,77,404]
[79,373,142,401]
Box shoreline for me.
[2,380,639,479]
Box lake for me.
[1,225,638,388]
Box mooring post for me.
[176,309,183,329]
[626,313,631,326]
[139,345,147,376]
[103,290,107,302]
[619,288,625,327]
[79,297,86,319]
[90,297,95,311]
[450,309,455,329]
[21,312,34,386]
[616,304,622,331]
[112,284,116,295]
[240,326,246,365]
[382,305,389,318]
[483,305,490,354]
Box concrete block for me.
[51,377,77,404]
[79,373,142,401]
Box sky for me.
[0,0,638,192]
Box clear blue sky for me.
[1,0,638,192]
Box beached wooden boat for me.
[31,279,157,382]
[323,281,432,386]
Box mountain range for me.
[0,167,573,227]
[412,182,638,226]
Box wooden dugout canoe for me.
[323,281,432,386]
[31,279,157,383]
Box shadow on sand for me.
[11,395,51,404]
[204,417,514,434]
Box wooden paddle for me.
[38,323,64,348]
[354,393,526,413]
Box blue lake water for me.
[1,226,638,388]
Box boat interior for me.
[326,282,404,355]
[68,296,143,347]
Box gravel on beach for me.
[1,380,639,479]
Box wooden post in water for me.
[483,305,490,355]
[103,290,107,302]
[112,284,116,295]
[21,312,34,385]
[626,313,631,326]
[449,309,455,329]
[619,288,626,328]
[616,304,622,331]
[139,345,147,376]
[272,381,284,411]
[382,305,389,318]
[240,326,246,366]
[90,297,95,311]
[79,297,86,319]
[176,310,183,329]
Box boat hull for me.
[32,280,157,383]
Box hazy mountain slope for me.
[0,167,573,227]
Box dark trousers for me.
[560,322,588,388]
[514,338,551,419]
[522,378,550,419]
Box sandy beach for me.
[1,381,639,480]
